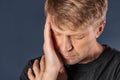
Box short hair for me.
[45,0,108,30]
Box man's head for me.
[45,0,108,30]
[45,0,108,65]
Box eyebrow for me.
[53,30,86,37]
[71,33,86,37]
[51,25,87,36]
[51,27,61,34]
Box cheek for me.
[72,38,92,53]
[53,35,62,50]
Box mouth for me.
[58,52,75,60]
[63,55,74,60]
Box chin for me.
[64,59,79,65]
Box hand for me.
[28,56,46,80]
[27,56,67,80]
[43,15,67,80]
[27,15,67,80]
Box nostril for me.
[63,44,73,52]
[67,46,73,51]
[62,36,73,52]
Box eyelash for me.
[54,33,61,36]
[71,36,85,40]
[54,32,85,40]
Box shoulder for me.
[102,45,120,68]
[20,56,42,80]
[111,49,120,79]
[107,46,120,70]
[100,45,120,79]
[104,45,120,59]
[107,45,120,62]
[110,47,120,61]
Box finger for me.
[57,68,68,80]
[43,19,60,63]
[40,55,46,72]
[59,67,65,73]
[44,16,55,53]
[39,55,46,79]
[44,16,51,43]
[28,68,35,80]
[33,60,40,77]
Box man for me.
[20,0,120,80]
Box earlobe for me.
[96,20,106,38]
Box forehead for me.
[51,22,92,35]
[50,15,86,31]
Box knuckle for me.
[33,60,39,70]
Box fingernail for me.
[34,59,38,63]
[28,68,31,72]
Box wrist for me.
[42,69,59,80]
[46,65,60,72]
[45,67,59,74]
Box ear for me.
[95,20,106,38]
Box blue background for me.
[0,0,120,80]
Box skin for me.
[27,14,106,80]
[28,16,67,80]
[51,21,105,65]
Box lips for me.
[63,55,73,60]
[60,52,75,60]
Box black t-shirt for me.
[20,46,120,80]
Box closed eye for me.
[53,31,62,36]
[71,35,85,40]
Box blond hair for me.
[45,0,108,30]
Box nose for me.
[62,36,73,52]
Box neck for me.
[79,43,105,64]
